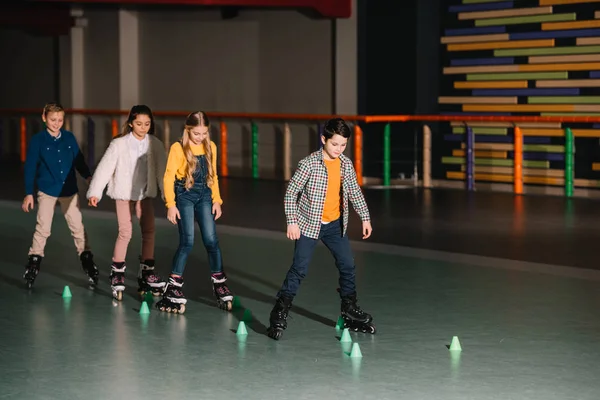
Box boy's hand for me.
[362,221,372,239]
[167,206,180,224]
[287,224,301,240]
[212,202,222,220]
[22,195,34,212]
[88,197,99,207]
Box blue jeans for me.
[277,219,356,299]
[171,183,222,276]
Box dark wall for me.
[357,0,440,180]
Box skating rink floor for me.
[1,183,600,400]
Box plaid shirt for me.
[284,149,370,239]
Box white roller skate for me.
[156,275,187,314]
[109,263,126,301]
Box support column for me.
[334,0,357,115]
[118,10,140,122]
[70,7,87,144]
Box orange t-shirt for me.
[322,158,341,222]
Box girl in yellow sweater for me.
[157,111,233,313]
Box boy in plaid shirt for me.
[267,118,376,340]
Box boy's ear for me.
[321,135,327,145]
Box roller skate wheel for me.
[177,305,186,314]
[267,328,283,340]
[113,291,123,301]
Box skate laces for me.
[214,283,231,296]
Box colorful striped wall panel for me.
[440,0,600,188]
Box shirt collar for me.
[46,129,62,141]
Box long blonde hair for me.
[182,111,214,189]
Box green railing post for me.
[564,127,574,197]
[383,123,391,186]
[251,121,258,179]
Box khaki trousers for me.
[29,191,91,257]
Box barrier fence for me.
[2,108,600,197]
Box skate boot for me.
[23,255,42,289]
[109,262,126,301]
[340,292,376,334]
[267,296,293,340]
[137,259,166,298]
[156,275,187,314]
[211,272,234,311]
[80,251,99,287]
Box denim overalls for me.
[171,154,222,276]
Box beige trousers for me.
[113,198,155,263]
[29,191,90,257]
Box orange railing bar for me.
[366,114,600,123]
[20,117,26,163]
[353,124,363,187]
[219,121,228,177]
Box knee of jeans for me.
[203,237,219,251]
[179,235,194,251]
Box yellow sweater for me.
[163,141,223,208]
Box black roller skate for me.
[23,255,42,289]
[80,251,99,288]
[211,272,233,311]
[156,275,187,314]
[137,259,166,298]
[340,292,376,334]
[267,296,292,340]
[109,262,126,301]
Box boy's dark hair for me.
[322,118,351,140]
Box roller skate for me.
[109,262,126,301]
[267,296,292,340]
[211,272,233,311]
[137,259,166,298]
[156,275,187,314]
[339,292,376,334]
[23,255,42,289]
[80,251,99,288]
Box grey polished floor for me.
[1,196,599,400]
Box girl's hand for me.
[22,195,34,212]
[167,206,180,224]
[212,202,222,220]
[88,197,99,207]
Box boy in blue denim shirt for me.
[22,103,98,289]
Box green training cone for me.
[335,316,345,330]
[236,321,248,336]
[449,336,462,351]
[350,342,363,358]
[139,301,150,315]
[340,328,352,343]
[62,285,72,298]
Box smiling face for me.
[188,125,209,145]
[321,133,348,160]
[129,114,152,140]
[42,111,64,136]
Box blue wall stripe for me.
[510,28,600,40]
[590,71,600,78]
[444,135,551,144]
[509,152,564,161]
[445,26,506,36]
[451,57,515,66]
[472,88,580,96]
[449,1,513,13]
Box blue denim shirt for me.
[23,129,91,197]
